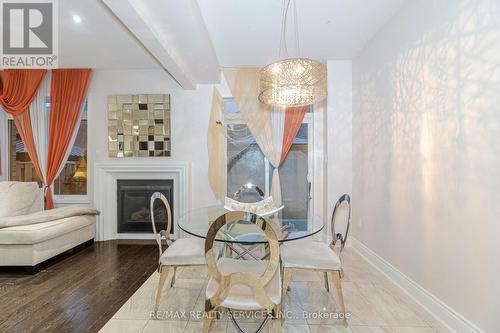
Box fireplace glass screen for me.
[117,179,174,233]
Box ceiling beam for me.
[102,0,220,89]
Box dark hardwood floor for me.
[0,240,158,333]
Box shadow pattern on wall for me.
[352,0,500,331]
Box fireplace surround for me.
[93,162,189,241]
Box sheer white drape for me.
[222,68,271,140]
[269,108,285,206]
[29,72,50,185]
[222,68,287,206]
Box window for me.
[54,114,87,195]
[8,100,88,196]
[226,124,266,202]
[278,124,309,220]
[224,99,311,222]
[8,121,43,185]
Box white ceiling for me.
[59,0,159,69]
[57,0,406,74]
[102,0,220,88]
[196,0,407,66]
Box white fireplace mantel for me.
[93,162,190,241]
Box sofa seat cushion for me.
[0,215,95,245]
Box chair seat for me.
[160,237,205,266]
[206,258,281,311]
[281,239,341,270]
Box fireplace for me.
[117,179,174,233]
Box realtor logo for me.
[1,0,58,68]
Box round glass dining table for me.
[178,205,324,244]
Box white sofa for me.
[0,182,99,273]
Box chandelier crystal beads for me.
[259,58,327,107]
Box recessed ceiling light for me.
[72,15,82,23]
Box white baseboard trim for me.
[350,238,484,333]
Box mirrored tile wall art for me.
[107,94,171,157]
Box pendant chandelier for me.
[259,0,327,107]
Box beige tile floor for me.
[99,248,452,333]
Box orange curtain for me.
[0,69,46,115]
[0,69,46,180]
[14,112,43,179]
[279,106,308,164]
[45,69,92,209]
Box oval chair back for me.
[331,194,351,253]
[150,192,173,260]
[204,211,280,312]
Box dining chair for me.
[150,192,206,313]
[280,194,351,327]
[203,211,282,333]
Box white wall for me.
[327,60,352,238]
[352,0,500,332]
[87,69,219,210]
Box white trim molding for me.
[93,162,190,241]
[351,238,484,333]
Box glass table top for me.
[178,205,324,244]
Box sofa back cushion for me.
[0,182,44,218]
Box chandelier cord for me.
[278,0,291,59]
[293,0,300,57]
[278,0,301,59]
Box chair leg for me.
[170,266,177,287]
[324,271,330,292]
[203,312,214,333]
[329,270,348,327]
[224,244,233,258]
[282,268,292,306]
[272,304,280,320]
[154,266,170,313]
[270,318,284,333]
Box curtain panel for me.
[30,72,51,185]
[13,113,44,181]
[0,69,91,209]
[208,88,227,202]
[223,68,283,205]
[280,106,308,163]
[222,68,271,141]
[45,69,92,209]
[221,68,308,207]
[0,69,47,182]
[0,69,46,115]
